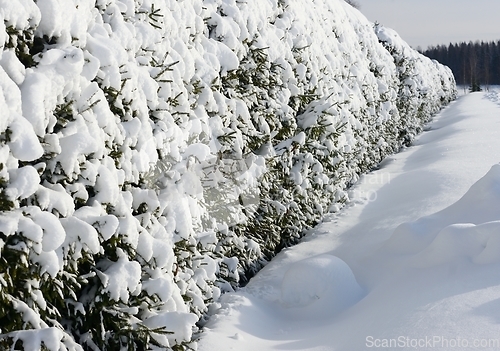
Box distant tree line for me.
[422,40,500,88]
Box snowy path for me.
[198,91,500,351]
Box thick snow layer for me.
[5,166,39,200]
[98,249,142,302]
[280,254,364,318]
[143,311,199,347]
[0,0,455,349]
[198,91,500,351]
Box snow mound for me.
[411,221,500,267]
[383,164,500,266]
[280,254,364,316]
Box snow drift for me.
[0,0,455,349]
[384,163,500,264]
[198,91,500,351]
[281,254,364,318]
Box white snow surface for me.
[0,0,457,349]
[198,91,500,351]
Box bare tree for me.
[344,0,360,9]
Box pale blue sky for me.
[354,0,500,49]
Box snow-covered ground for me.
[198,90,500,351]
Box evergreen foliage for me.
[0,0,456,350]
[469,81,482,92]
[423,40,500,87]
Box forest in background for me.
[422,40,500,89]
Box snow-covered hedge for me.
[0,0,455,349]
